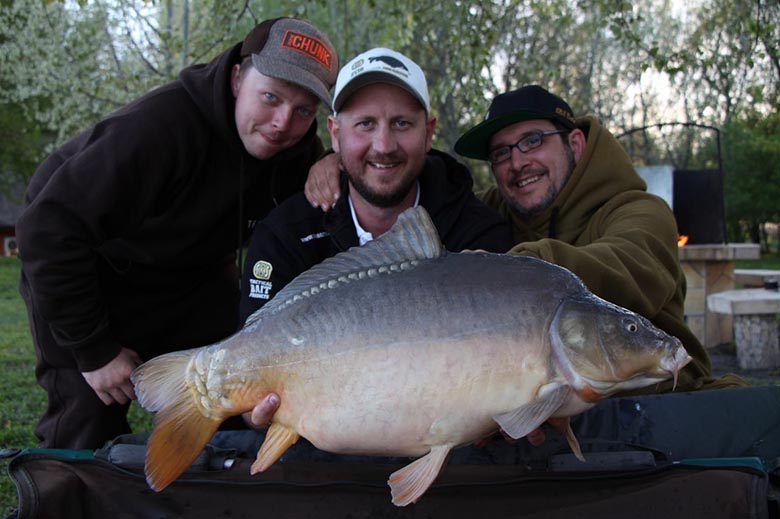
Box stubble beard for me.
[344,157,418,209]
[504,144,577,218]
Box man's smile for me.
[368,161,400,169]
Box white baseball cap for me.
[332,48,430,114]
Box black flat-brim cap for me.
[454,85,576,160]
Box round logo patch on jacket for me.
[253,261,273,280]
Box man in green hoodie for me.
[452,85,748,394]
[453,85,749,447]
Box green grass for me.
[0,257,151,516]
[0,256,39,517]
[736,254,780,270]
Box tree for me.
[0,1,263,146]
[0,101,46,193]
[1,0,777,227]
[722,110,780,246]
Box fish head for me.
[549,293,692,401]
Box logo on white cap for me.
[332,48,430,114]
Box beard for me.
[505,143,577,218]
[343,156,418,209]
[349,174,417,208]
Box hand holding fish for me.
[474,417,569,448]
[82,347,142,405]
[305,152,341,211]
[525,417,570,447]
[241,393,281,429]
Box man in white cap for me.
[238,48,511,329]
[17,17,338,449]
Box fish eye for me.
[626,321,638,333]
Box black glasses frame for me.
[488,129,570,165]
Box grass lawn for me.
[0,257,150,516]
[735,255,780,270]
[0,258,38,440]
[0,256,41,517]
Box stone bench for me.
[707,288,780,369]
[733,269,780,287]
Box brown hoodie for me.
[479,116,738,393]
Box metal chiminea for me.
[618,122,727,244]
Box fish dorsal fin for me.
[245,206,444,326]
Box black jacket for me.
[17,42,324,371]
[239,149,513,324]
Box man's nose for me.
[372,125,398,154]
[509,145,532,170]
[272,106,293,131]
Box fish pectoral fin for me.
[493,384,573,440]
[250,422,300,474]
[388,444,452,507]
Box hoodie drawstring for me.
[548,207,559,239]
[237,155,245,285]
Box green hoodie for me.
[480,116,740,393]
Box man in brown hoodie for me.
[453,85,747,446]
[453,85,718,393]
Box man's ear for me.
[425,116,437,152]
[327,115,341,153]
[568,128,586,162]
[230,64,242,98]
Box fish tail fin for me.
[132,350,223,491]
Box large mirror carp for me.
[132,206,691,506]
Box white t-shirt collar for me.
[348,181,421,246]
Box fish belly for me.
[268,335,550,457]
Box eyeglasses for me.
[487,130,569,165]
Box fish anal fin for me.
[145,400,222,492]
[250,422,300,474]
[388,444,452,507]
[493,384,572,439]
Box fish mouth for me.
[661,346,693,390]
